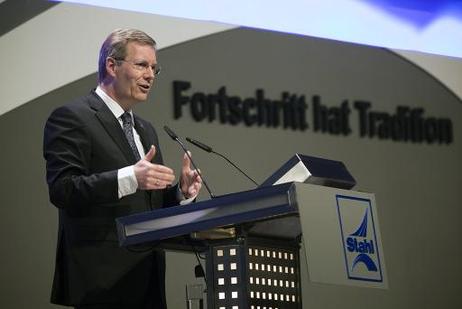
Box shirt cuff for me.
[177,185,197,205]
[118,165,138,199]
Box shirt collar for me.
[95,86,133,120]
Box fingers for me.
[145,165,175,188]
[144,174,173,189]
[134,157,175,190]
[144,145,156,162]
[182,151,192,172]
[187,177,202,197]
[151,163,174,176]
[181,168,203,198]
[149,166,175,182]
[139,171,175,190]
[136,149,203,194]
[135,159,174,177]
[187,169,201,183]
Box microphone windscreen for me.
[186,137,213,153]
[163,125,178,140]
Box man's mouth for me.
[138,84,150,92]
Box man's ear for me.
[105,57,118,78]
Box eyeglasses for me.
[114,58,161,76]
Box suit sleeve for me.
[44,105,118,210]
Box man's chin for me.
[134,93,149,102]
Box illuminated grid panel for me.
[248,246,300,309]
[207,240,301,309]
[212,245,242,309]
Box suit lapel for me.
[134,116,163,165]
[134,116,152,155]
[88,92,138,164]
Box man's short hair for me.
[98,28,157,83]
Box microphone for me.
[186,137,259,187]
[163,125,178,140]
[163,126,215,198]
[186,138,212,153]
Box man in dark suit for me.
[43,29,202,309]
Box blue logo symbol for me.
[347,209,377,272]
[336,195,383,282]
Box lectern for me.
[118,182,303,309]
[116,154,387,309]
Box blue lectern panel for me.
[117,182,298,246]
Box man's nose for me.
[144,67,155,79]
[142,70,155,83]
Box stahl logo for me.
[336,195,383,282]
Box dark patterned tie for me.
[121,112,141,161]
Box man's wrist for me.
[117,165,138,198]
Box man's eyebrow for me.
[135,59,157,65]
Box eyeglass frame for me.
[112,58,161,76]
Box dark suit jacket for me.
[43,90,179,307]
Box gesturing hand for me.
[134,145,175,190]
[180,151,203,199]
